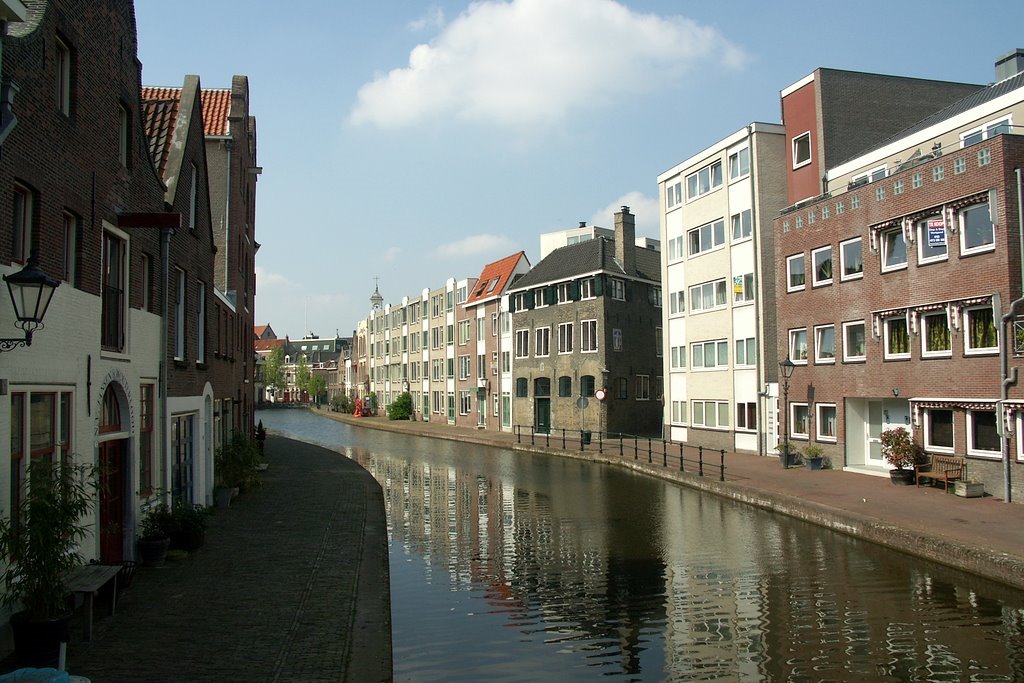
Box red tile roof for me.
[201,88,231,136]
[254,324,271,339]
[140,86,180,178]
[465,251,529,306]
[255,339,286,353]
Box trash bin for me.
[581,430,592,445]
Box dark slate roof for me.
[511,237,660,290]
[837,71,1024,166]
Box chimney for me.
[614,206,635,276]
[995,48,1024,82]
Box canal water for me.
[257,409,1024,682]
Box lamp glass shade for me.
[4,253,61,331]
[779,356,796,380]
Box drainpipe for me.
[223,139,232,293]
[160,226,173,503]
[746,124,765,458]
[0,20,19,147]
[998,168,1024,503]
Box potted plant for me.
[776,442,800,468]
[0,458,96,667]
[168,502,210,552]
[137,502,173,566]
[216,431,262,496]
[803,443,825,470]
[954,480,985,498]
[880,427,926,485]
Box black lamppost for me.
[779,355,796,468]
[1,250,60,352]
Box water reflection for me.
[259,409,1024,681]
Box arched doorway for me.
[98,384,129,562]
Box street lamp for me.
[1,250,60,352]
[779,355,796,468]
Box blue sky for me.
[134,1,1024,340]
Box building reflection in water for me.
[343,441,1024,681]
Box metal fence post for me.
[719,449,726,482]
[679,442,684,472]
[698,446,704,477]
[662,439,667,467]
[561,428,566,450]
[619,434,623,457]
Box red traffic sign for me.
[594,389,607,401]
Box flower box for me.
[954,480,984,498]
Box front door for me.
[867,400,886,468]
[535,398,551,434]
[98,439,126,562]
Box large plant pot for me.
[138,536,171,567]
[214,486,233,509]
[889,469,915,485]
[10,610,72,668]
[805,457,824,471]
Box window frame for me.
[685,160,723,201]
[964,304,999,355]
[842,320,866,362]
[728,147,750,181]
[733,273,755,305]
[924,408,954,454]
[790,402,810,439]
[786,254,806,292]
[883,315,911,360]
[689,278,728,314]
[580,319,598,353]
[811,246,833,287]
[56,35,72,116]
[789,328,808,364]
[959,202,995,256]
[534,326,550,357]
[101,227,128,352]
[916,215,948,264]
[921,311,952,358]
[814,324,836,364]
[839,237,863,281]
[816,404,837,442]
[967,409,1000,458]
[731,208,752,242]
[557,322,573,354]
[12,182,34,264]
[687,218,726,257]
[792,131,811,169]
[881,227,908,272]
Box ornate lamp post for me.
[1,250,60,352]
[779,355,796,468]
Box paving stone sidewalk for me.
[65,435,391,682]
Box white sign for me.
[594,389,607,401]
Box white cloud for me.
[408,6,445,32]
[434,233,515,258]
[382,246,401,262]
[349,0,746,130]
[255,266,297,290]
[589,192,660,236]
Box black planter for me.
[138,536,171,566]
[10,610,72,668]
[890,468,915,485]
[805,457,824,470]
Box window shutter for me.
[527,291,536,310]
[594,275,604,296]
[623,282,630,301]
[509,295,517,313]
[570,281,580,301]
[546,286,556,306]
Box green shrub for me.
[387,391,414,420]
[216,431,262,491]
[880,428,926,470]
[139,503,174,541]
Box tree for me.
[295,354,311,400]
[262,346,285,395]
[308,373,327,405]
[387,391,414,420]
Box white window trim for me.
[685,160,724,202]
[728,147,750,182]
[814,324,836,365]
[786,254,806,292]
[959,115,1011,148]
[883,316,911,361]
[557,322,573,354]
[966,409,1001,459]
[880,227,908,273]
[916,216,948,265]
[842,320,866,362]
[920,311,952,358]
[963,305,999,355]
[792,131,811,170]
[790,402,810,439]
[839,237,863,281]
[691,399,729,430]
[789,328,808,365]
[924,408,955,454]
[959,202,996,257]
[815,403,837,442]
[687,219,726,257]
[811,246,833,287]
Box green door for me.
[535,398,551,434]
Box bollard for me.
[719,449,726,482]
[561,429,566,450]
[679,442,685,472]
[634,435,639,460]
[647,437,652,463]
[663,439,668,467]
[619,434,624,457]
[698,446,704,477]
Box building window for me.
[884,316,910,359]
[787,254,805,291]
[650,285,662,308]
[688,218,726,256]
[12,183,34,264]
[580,278,596,299]
[685,160,723,200]
[728,147,750,180]
[692,400,729,429]
[579,319,597,353]
[916,216,948,263]
[655,326,662,357]
[734,337,755,367]
[967,410,1000,457]
[62,211,78,284]
[816,404,837,441]
[893,179,904,195]
[672,400,687,424]
[533,378,550,398]
[189,163,198,231]
[553,322,571,354]
[964,305,998,354]
[669,290,685,315]
[791,403,809,438]
[118,103,130,167]
[612,328,622,352]
[515,330,529,358]
[692,339,728,369]
[736,402,757,431]
[921,312,951,357]
[558,376,572,397]
[609,278,625,301]
[836,201,845,215]
[55,36,73,116]
[978,147,991,166]
[732,273,755,305]
[925,409,954,453]
[811,246,833,286]
[960,202,994,255]
[614,377,627,399]
[875,186,886,201]
[689,278,728,313]
[101,230,127,351]
[515,378,527,398]
[580,375,595,397]
[792,132,811,169]
[789,328,808,364]
[933,165,944,182]
[881,227,907,271]
[821,205,830,219]
[960,117,1010,147]
[843,321,866,361]
[459,320,471,345]
[535,327,550,357]
[851,195,861,209]
[912,172,923,189]
[731,209,752,241]
[665,180,682,210]
[635,375,650,401]
[671,344,687,369]
[458,355,471,380]
[839,238,863,280]
[459,391,471,416]
[175,268,186,360]
[954,157,967,174]
[197,281,206,363]
[814,325,835,364]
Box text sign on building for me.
[927,218,946,247]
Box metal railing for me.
[514,425,727,482]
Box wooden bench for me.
[915,455,966,492]
[66,563,120,641]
